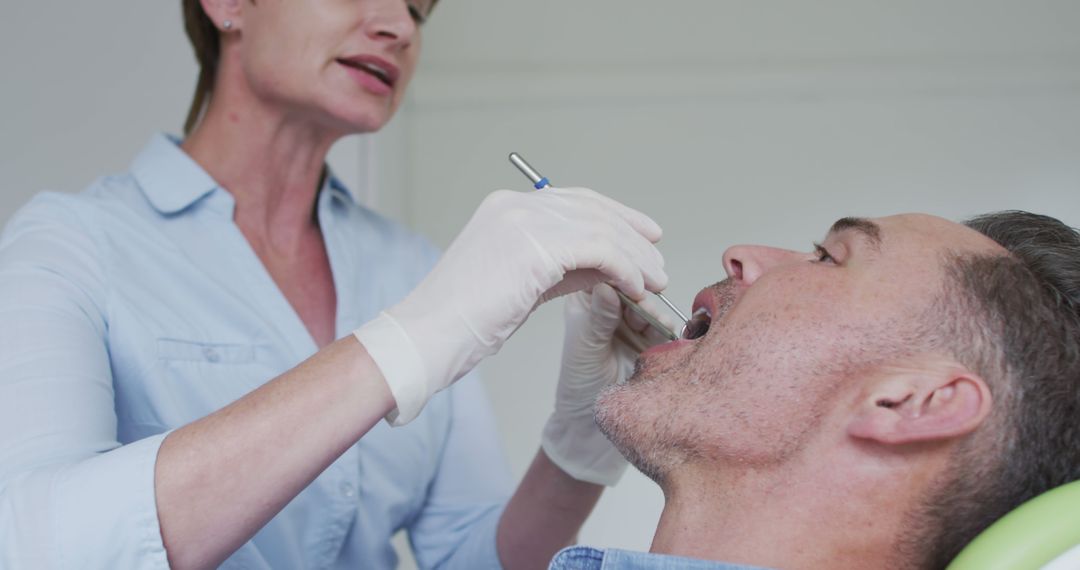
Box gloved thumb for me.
[581,283,622,347]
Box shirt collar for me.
[322,167,357,207]
[131,133,359,215]
[130,133,220,215]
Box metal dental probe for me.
[507,152,689,342]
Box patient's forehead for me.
[871,213,1006,257]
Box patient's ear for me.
[847,358,993,445]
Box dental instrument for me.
[507,152,688,342]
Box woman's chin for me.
[315,108,392,137]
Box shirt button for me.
[340,481,355,499]
[203,347,220,363]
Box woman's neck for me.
[181,82,340,252]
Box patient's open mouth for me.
[642,286,721,357]
[682,306,711,340]
[640,297,711,357]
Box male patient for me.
[551,211,1080,570]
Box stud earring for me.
[222,20,233,30]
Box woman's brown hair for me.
[181,0,221,135]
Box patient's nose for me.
[722,245,802,285]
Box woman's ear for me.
[200,0,244,31]
[847,358,993,446]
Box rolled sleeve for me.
[2,434,170,569]
[0,194,169,569]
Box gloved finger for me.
[539,248,666,305]
[548,194,666,279]
[581,283,622,346]
[614,234,668,295]
[580,215,668,298]
[539,269,605,305]
[622,301,653,336]
[640,311,680,347]
[603,215,667,293]
[562,289,592,323]
[532,195,667,297]
[567,241,648,299]
[614,299,678,351]
[553,186,664,243]
[623,297,679,337]
[613,321,649,354]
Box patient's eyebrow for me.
[828,217,882,249]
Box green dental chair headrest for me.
[948,480,1080,570]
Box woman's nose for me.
[722,245,801,285]
[363,0,418,48]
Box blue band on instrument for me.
[534,177,550,189]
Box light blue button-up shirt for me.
[0,134,512,569]
[549,547,772,570]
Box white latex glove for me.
[542,283,676,486]
[354,187,667,426]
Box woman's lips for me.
[340,64,392,95]
[336,55,399,96]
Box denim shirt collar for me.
[550,546,775,570]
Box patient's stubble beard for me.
[594,281,742,484]
[594,278,920,487]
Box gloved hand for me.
[354,187,667,426]
[542,283,676,485]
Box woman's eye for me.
[813,243,836,264]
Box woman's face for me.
[237,0,431,134]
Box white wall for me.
[3,1,1080,568]
[409,0,1080,557]
[0,2,400,223]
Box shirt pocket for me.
[156,338,255,365]
[148,338,276,428]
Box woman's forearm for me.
[154,337,393,570]
[497,449,604,570]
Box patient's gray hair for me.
[909,211,1080,569]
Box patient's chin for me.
[594,380,687,485]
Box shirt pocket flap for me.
[156,338,255,364]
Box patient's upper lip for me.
[692,288,718,319]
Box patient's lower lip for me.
[642,338,692,357]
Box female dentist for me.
[0,0,668,569]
